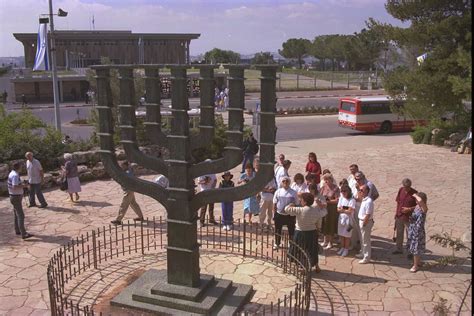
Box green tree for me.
[279,38,311,69]
[251,52,275,64]
[382,0,472,123]
[203,48,240,64]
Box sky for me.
[0,0,406,57]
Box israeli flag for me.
[33,23,49,71]
[416,53,428,65]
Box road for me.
[23,106,366,142]
[6,92,387,141]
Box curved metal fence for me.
[47,217,313,315]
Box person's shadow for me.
[73,200,113,207]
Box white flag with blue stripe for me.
[33,23,49,71]
[416,53,428,65]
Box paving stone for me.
[235,263,267,276]
[7,306,34,316]
[400,285,434,302]
[0,296,27,310]
[383,297,411,311]
[390,311,414,316]
[4,279,30,290]
[205,260,236,275]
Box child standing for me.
[219,171,235,230]
[238,163,259,224]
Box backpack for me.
[251,141,259,155]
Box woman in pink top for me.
[305,152,322,184]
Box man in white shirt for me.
[25,152,47,208]
[259,178,277,228]
[347,164,361,250]
[357,185,374,264]
[275,159,291,188]
[8,162,33,239]
[198,172,217,226]
[272,176,297,249]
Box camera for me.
[22,180,30,197]
[342,206,349,210]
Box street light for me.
[39,1,67,132]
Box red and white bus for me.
[338,96,422,133]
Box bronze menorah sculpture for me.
[92,64,277,314]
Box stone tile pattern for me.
[0,134,471,315]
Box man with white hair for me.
[25,152,47,208]
[272,176,297,249]
[357,184,374,264]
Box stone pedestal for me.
[111,269,254,315]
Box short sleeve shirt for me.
[275,167,289,188]
[8,170,23,195]
[358,197,374,220]
[27,158,43,184]
[197,175,213,191]
[337,196,356,210]
[273,187,297,214]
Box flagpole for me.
[49,0,61,132]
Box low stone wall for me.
[0,145,167,197]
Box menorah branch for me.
[99,149,169,207]
[190,163,274,211]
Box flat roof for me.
[13,30,200,41]
[341,96,395,102]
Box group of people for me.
[7,152,82,240]
[7,148,429,274]
[196,151,429,274]
[214,87,229,111]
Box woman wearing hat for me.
[219,171,235,230]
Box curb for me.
[7,92,386,110]
[9,103,90,111]
[277,92,386,99]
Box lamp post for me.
[45,0,67,132]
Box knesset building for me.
[11,30,204,103]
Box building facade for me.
[14,30,200,68]
[11,30,200,103]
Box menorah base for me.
[111,269,254,315]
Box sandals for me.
[409,266,419,273]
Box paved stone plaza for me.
[0,133,471,315]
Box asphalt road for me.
[10,97,357,141]
[28,110,364,142]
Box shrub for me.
[411,125,429,144]
[191,116,231,163]
[0,107,96,170]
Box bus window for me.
[341,102,356,113]
[360,102,392,114]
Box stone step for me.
[111,269,254,315]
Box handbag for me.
[59,177,68,191]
